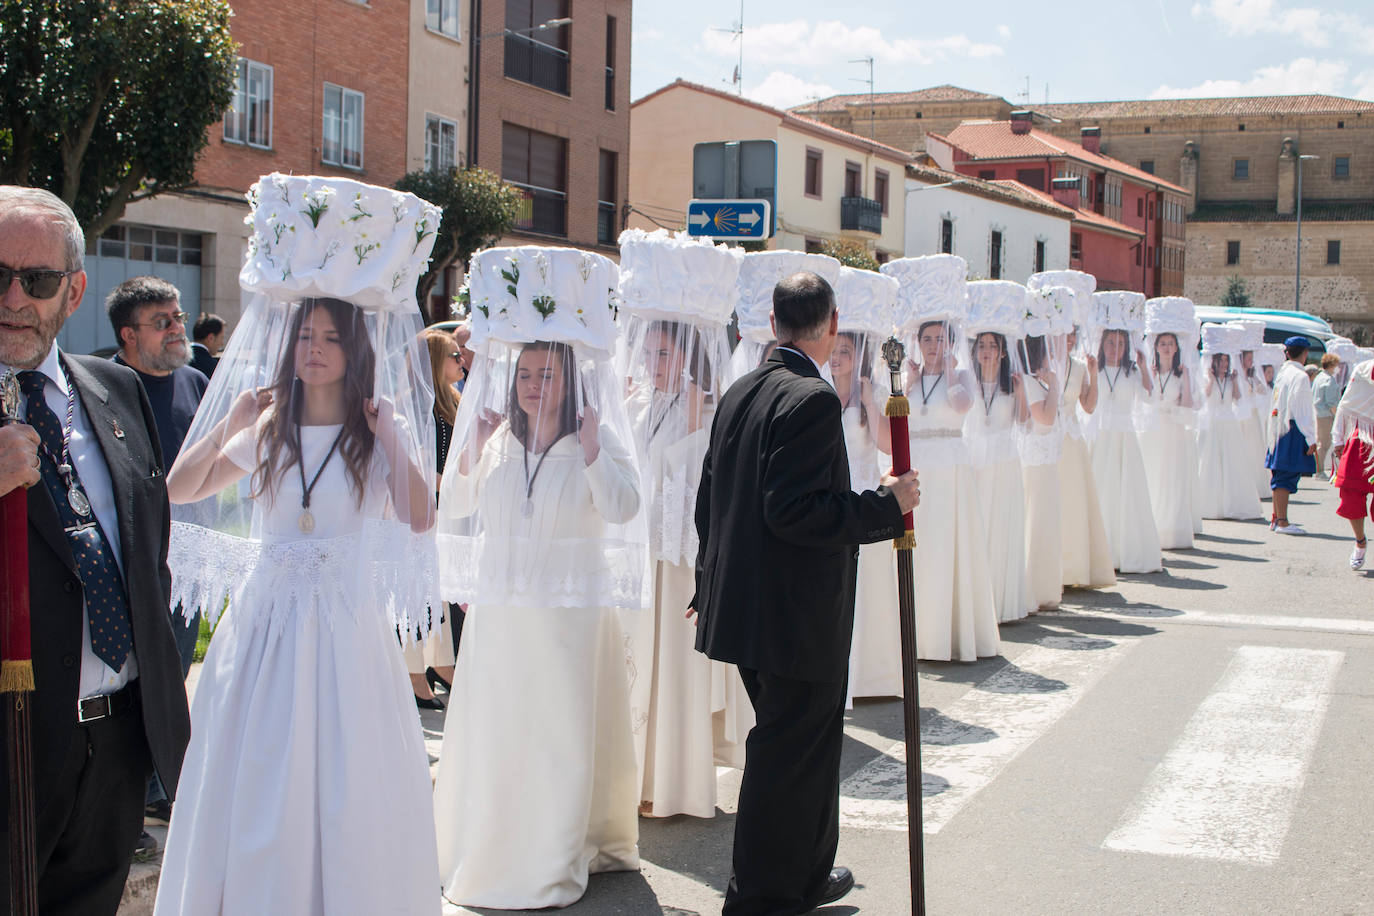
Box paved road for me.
[435,481,1372,916]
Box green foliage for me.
[820,238,880,272]
[0,0,238,238]
[1219,274,1252,309]
[395,167,524,323]
[738,238,770,253]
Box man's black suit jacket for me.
[189,342,218,379]
[1,354,191,820]
[693,348,904,683]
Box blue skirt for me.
[1265,420,1316,474]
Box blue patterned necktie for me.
[19,370,133,672]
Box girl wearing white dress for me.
[1196,325,1263,520]
[1058,331,1117,589]
[435,247,647,910]
[156,177,442,916]
[1139,299,1202,550]
[1017,296,1065,611]
[1088,300,1163,574]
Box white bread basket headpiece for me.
[1025,285,1076,337]
[616,228,743,326]
[467,245,620,353]
[735,251,841,343]
[1028,269,1096,325]
[1092,290,1147,333]
[882,254,969,332]
[1144,296,1200,349]
[966,280,1027,338]
[833,267,899,337]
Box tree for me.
[0,0,237,238]
[1219,274,1252,309]
[395,167,524,324]
[820,238,880,272]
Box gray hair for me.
[0,186,86,272]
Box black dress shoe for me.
[415,693,445,711]
[425,666,452,694]
[814,866,855,908]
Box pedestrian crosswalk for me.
[838,637,1346,866]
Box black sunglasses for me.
[0,265,72,300]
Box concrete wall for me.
[903,177,1070,282]
[406,0,469,175]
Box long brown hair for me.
[252,297,376,507]
[507,341,578,449]
[647,319,714,394]
[837,330,874,427]
[422,327,460,425]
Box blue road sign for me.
[685,199,772,240]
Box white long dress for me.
[1019,381,1062,610]
[1197,378,1263,520]
[624,388,750,819]
[1241,374,1272,500]
[155,425,440,916]
[843,403,903,700]
[1139,375,1199,549]
[968,380,1030,622]
[1090,366,1163,573]
[1058,359,1116,588]
[909,372,999,662]
[434,427,641,910]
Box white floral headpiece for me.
[1226,319,1265,351]
[1144,296,1200,348]
[1026,286,1076,337]
[882,254,969,331]
[466,245,619,352]
[966,280,1027,338]
[735,251,842,342]
[1092,290,1147,333]
[833,267,899,337]
[240,173,441,313]
[616,229,743,326]
[1028,270,1097,325]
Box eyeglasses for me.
[450,351,463,362]
[0,265,72,299]
[136,312,189,332]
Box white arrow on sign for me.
[738,210,761,228]
[688,212,711,228]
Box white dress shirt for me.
[4,344,138,696]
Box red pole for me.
[2,371,38,916]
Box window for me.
[1233,158,1249,180]
[1143,126,1151,134]
[1015,168,1045,191]
[1147,200,1154,220]
[1135,246,1142,267]
[322,83,364,168]
[425,0,460,38]
[1070,232,1082,261]
[844,161,862,198]
[505,0,570,95]
[874,170,889,215]
[1226,240,1240,266]
[605,16,617,111]
[1137,198,1144,218]
[940,218,953,254]
[598,149,618,246]
[1035,239,1046,273]
[425,115,457,173]
[1328,240,1341,265]
[502,123,568,236]
[1139,160,1155,174]
[804,148,823,198]
[1333,156,1350,179]
[978,169,996,181]
[989,231,1002,280]
[97,224,202,265]
[224,58,273,149]
[1338,120,1345,129]
[1238,123,1246,131]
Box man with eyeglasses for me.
[0,186,190,915]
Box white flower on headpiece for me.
[578,252,595,283]
[346,191,372,223]
[533,251,551,286]
[320,238,342,270]
[301,186,336,228]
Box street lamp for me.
[466,16,573,166]
[476,17,572,42]
[1295,153,1319,312]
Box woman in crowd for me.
[1232,323,1272,503]
[882,255,999,662]
[434,247,646,909]
[1088,293,1162,573]
[1331,356,1374,570]
[1196,325,1263,521]
[1138,299,1200,550]
[1018,286,1068,611]
[156,175,443,916]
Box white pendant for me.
[921,404,928,416]
[984,415,992,426]
[298,510,315,534]
[522,499,534,519]
[68,486,91,517]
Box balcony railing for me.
[505,32,570,96]
[840,196,883,235]
[597,202,617,245]
[511,182,567,237]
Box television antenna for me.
[711,1,745,94]
[851,56,876,142]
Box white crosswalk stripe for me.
[1103,645,1343,863]
[839,633,1138,834]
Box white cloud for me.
[746,71,839,111]
[700,19,1003,70]
[1356,70,1374,101]
[997,24,1012,39]
[635,26,664,42]
[1148,58,1349,98]
[1191,0,1374,48]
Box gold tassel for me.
[0,659,35,694]
[885,395,910,418]
[893,531,916,551]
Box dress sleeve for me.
[584,433,642,524]
[222,422,260,472]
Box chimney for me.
[1277,136,1297,216]
[1051,176,1081,209]
[1009,110,1033,135]
[1080,126,1101,154]
[1179,139,1199,216]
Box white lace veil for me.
[831,267,898,488]
[963,281,1030,468]
[1017,285,1073,466]
[437,246,649,613]
[1081,291,1148,442]
[1198,323,1244,433]
[165,174,441,636]
[1139,297,1202,432]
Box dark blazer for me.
[693,348,904,682]
[189,342,218,379]
[1,355,191,821]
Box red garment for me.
[1335,437,1374,494]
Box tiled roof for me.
[1190,200,1374,223]
[933,121,1191,194]
[795,85,1007,114]
[999,183,1144,237]
[634,79,913,161]
[905,163,1074,219]
[1033,94,1374,120]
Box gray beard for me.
[139,337,191,373]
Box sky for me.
[629,0,1374,112]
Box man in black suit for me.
[189,312,223,379]
[694,271,920,915]
[0,186,191,915]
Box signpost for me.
[685,199,772,240]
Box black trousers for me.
[724,668,847,916]
[0,690,150,916]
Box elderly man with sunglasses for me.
[0,186,190,915]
